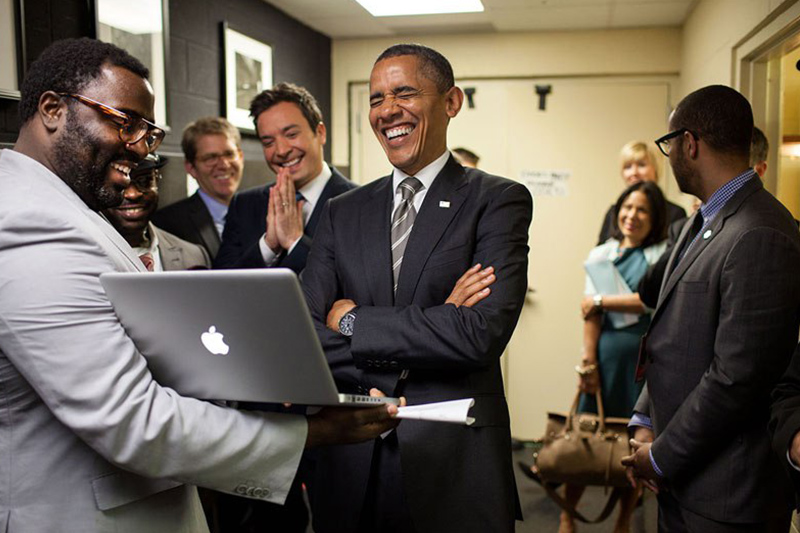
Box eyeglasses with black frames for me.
[654,128,696,157]
[58,93,165,153]
[129,168,161,191]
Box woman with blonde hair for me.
[596,141,686,245]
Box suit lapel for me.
[395,157,468,306]
[189,193,220,255]
[651,178,762,325]
[361,176,394,306]
[152,225,182,270]
[306,169,350,237]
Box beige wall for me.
[679,0,788,98]
[330,28,682,168]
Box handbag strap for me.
[567,389,608,433]
[542,483,623,524]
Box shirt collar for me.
[133,223,159,256]
[698,168,756,224]
[297,163,332,208]
[197,188,229,225]
[392,150,450,194]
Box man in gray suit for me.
[104,153,211,271]
[623,85,800,532]
[0,37,400,533]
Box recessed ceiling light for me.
[354,0,484,17]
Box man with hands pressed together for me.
[622,85,800,532]
[303,43,532,533]
[214,83,356,271]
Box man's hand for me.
[270,168,305,251]
[581,296,601,319]
[445,264,495,308]
[621,437,660,493]
[327,299,357,333]
[305,388,405,448]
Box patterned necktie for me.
[139,252,155,272]
[677,211,704,263]
[391,177,424,293]
[296,191,309,225]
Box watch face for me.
[340,312,356,336]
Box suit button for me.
[235,484,248,495]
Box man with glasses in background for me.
[103,153,211,271]
[624,85,800,532]
[0,37,401,532]
[153,117,244,260]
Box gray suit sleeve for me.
[0,208,306,503]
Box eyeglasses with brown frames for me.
[58,93,165,153]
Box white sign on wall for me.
[520,169,571,197]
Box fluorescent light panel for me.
[354,0,484,17]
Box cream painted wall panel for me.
[679,0,780,97]
[331,28,682,169]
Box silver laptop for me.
[100,269,399,407]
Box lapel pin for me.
[703,230,712,239]
[439,201,450,208]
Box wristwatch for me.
[593,294,603,309]
[338,306,360,337]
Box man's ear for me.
[316,121,328,147]
[184,159,199,180]
[754,161,767,178]
[685,130,699,159]
[445,87,464,118]
[38,91,67,133]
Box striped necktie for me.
[391,177,424,293]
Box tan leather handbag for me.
[534,389,632,523]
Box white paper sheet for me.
[395,398,475,425]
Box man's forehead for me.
[196,133,238,151]
[370,56,423,86]
[80,64,155,119]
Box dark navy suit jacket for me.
[214,167,356,271]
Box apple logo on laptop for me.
[201,326,229,355]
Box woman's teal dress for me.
[578,247,650,417]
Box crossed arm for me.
[303,181,532,383]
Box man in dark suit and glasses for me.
[152,117,244,259]
[302,43,532,533]
[623,85,800,532]
[214,83,357,271]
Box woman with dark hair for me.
[561,181,669,533]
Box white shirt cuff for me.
[259,234,279,266]
[285,236,302,256]
[787,449,800,472]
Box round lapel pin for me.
[703,230,712,239]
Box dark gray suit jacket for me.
[635,176,800,523]
[152,192,220,259]
[302,156,531,533]
[214,167,355,271]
